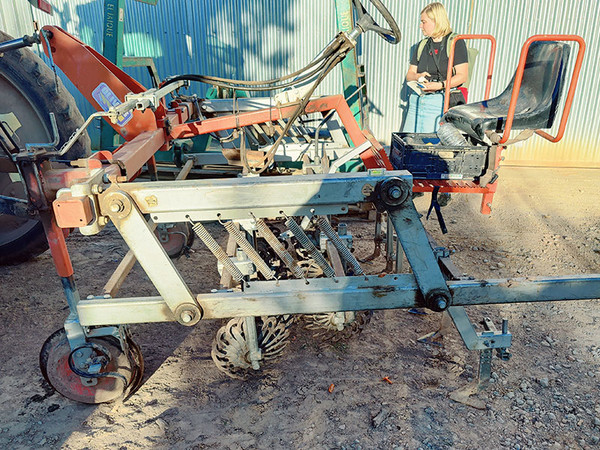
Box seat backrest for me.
[500,41,571,129]
[443,41,571,141]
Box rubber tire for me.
[0,30,90,265]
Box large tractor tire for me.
[0,30,90,265]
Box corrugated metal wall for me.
[1,0,598,166]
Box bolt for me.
[91,184,104,194]
[180,311,193,323]
[436,297,448,310]
[109,200,124,213]
[427,292,449,311]
[389,186,403,199]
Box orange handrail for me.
[498,34,585,144]
[444,34,497,113]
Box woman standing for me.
[402,2,468,133]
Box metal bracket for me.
[447,306,512,351]
[122,80,187,114]
[386,187,452,311]
[100,188,199,321]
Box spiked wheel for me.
[304,310,373,343]
[298,259,324,278]
[40,328,143,404]
[211,315,295,379]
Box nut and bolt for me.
[180,311,194,323]
[435,296,448,310]
[426,291,450,311]
[389,186,403,199]
[109,200,124,213]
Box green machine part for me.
[100,0,125,149]
[99,0,233,160]
[334,0,368,130]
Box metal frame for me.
[1,18,595,401]
[48,168,600,332]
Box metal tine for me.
[244,125,261,147]
[277,119,301,144]
[251,123,271,145]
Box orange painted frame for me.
[444,34,497,113]
[496,35,586,144]
[40,26,159,141]
[170,94,393,170]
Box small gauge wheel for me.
[39,328,140,404]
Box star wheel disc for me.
[211,315,295,379]
[304,310,373,343]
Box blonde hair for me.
[421,2,452,39]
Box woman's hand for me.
[406,65,431,82]
[416,71,431,81]
[422,80,443,92]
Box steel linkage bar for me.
[75,274,600,326]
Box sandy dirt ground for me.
[0,166,599,449]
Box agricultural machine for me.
[0,0,597,404]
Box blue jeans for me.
[402,93,444,133]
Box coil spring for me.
[191,222,244,282]
[255,219,305,279]
[222,220,276,280]
[316,217,364,275]
[285,217,335,278]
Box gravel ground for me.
[0,166,599,449]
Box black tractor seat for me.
[443,41,571,143]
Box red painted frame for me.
[497,35,585,144]
[444,34,497,113]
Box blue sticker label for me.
[91,82,133,127]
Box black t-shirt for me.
[410,34,468,82]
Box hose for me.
[161,35,342,91]
[68,342,128,386]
